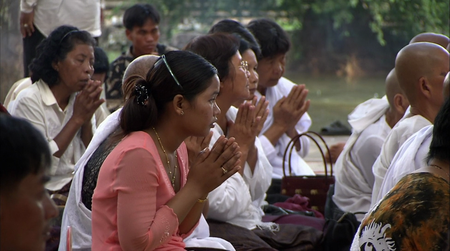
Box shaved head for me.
[122,55,159,100]
[410,32,449,48]
[385,69,404,107]
[395,42,449,105]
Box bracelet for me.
[197,197,208,203]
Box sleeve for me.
[243,138,272,207]
[207,125,253,222]
[105,59,125,100]
[294,112,312,157]
[207,174,253,222]
[20,0,37,13]
[11,94,59,154]
[352,135,385,187]
[115,148,179,251]
[258,135,278,161]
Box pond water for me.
[284,72,386,132]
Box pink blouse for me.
[92,131,196,250]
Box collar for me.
[37,80,58,107]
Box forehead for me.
[68,43,94,56]
[198,75,220,96]
[259,53,286,63]
[133,19,159,31]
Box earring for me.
[180,110,184,115]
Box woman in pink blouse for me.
[91,51,242,250]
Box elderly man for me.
[371,42,449,206]
[331,69,409,220]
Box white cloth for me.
[4,77,32,109]
[376,125,433,202]
[9,80,89,191]
[20,0,103,37]
[59,108,234,251]
[255,77,314,179]
[332,97,390,220]
[370,112,431,207]
[207,107,275,230]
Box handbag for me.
[281,131,335,214]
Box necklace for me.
[429,164,450,178]
[152,127,177,188]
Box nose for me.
[146,33,155,42]
[250,70,259,85]
[273,61,283,76]
[44,192,59,220]
[84,61,94,75]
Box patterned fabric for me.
[357,172,449,251]
[81,134,121,210]
[105,44,176,112]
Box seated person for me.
[60,54,235,251]
[9,25,104,196]
[331,69,408,220]
[91,46,111,124]
[351,97,450,251]
[0,115,58,251]
[247,18,314,187]
[186,32,323,251]
[91,50,241,250]
[371,42,449,206]
[105,3,176,112]
[376,71,450,202]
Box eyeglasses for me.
[239,60,249,71]
[161,54,183,90]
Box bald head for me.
[395,42,449,105]
[410,32,449,48]
[122,55,159,100]
[385,69,403,106]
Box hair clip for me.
[134,83,149,106]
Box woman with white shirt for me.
[186,33,323,251]
[9,25,104,196]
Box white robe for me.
[332,97,390,220]
[255,77,314,179]
[207,107,275,230]
[376,125,432,202]
[370,112,431,207]
[59,109,234,251]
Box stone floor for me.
[302,135,349,175]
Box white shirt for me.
[59,109,234,251]
[20,0,103,37]
[9,80,88,191]
[255,77,314,179]
[370,113,431,206]
[376,125,432,202]
[207,107,275,230]
[332,97,390,220]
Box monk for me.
[376,72,450,202]
[371,42,449,206]
[331,69,408,220]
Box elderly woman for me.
[186,33,323,251]
[9,25,104,195]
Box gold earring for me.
[180,110,184,115]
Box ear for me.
[393,93,408,115]
[419,76,432,99]
[172,94,185,116]
[52,60,60,72]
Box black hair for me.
[246,18,290,59]
[94,46,109,75]
[0,115,51,192]
[184,33,239,82]
[29,25,96,87]
[123,4,160,30]
[120,51,217,134]
[209,19,261,59]
[427,98,450,163]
